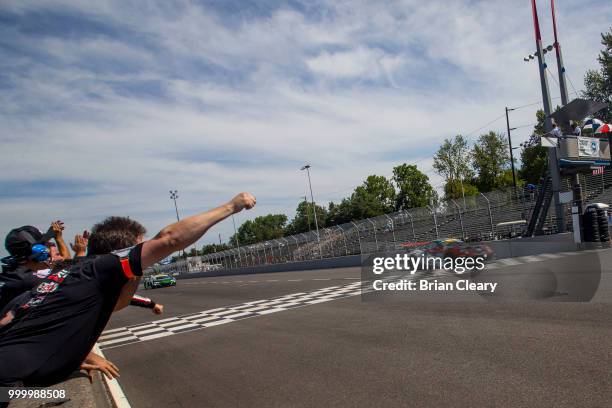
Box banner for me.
[578,137,600,157]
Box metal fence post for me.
[227,250,233,269]
[384,214,396,249]
[290,236,299,261]
[480,192,495,238]
[337,226,349,255]
[261,244,267,264]
[270,242,276,264]
[218,251,225,269]
[324,229,334,257]
[450,200,465,239]
[405,210,416,240]
[367,219,378,252]
[427,205,439,239]
[299,233,309,261]
[278,239,284,262]
[351,221,363,254]
[280,238,288,263]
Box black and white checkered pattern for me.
[98,282,363,350]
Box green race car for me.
[144,274,177,290]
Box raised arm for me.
[140,192,256,270]
[70,231,89,258]
[50,221,71,260]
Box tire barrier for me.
[583,203,609,243]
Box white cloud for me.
[306,47,406,81]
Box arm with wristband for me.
[113,192,256,311]
[49,221,71,260]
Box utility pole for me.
[530,0,565,233]
[505,107,518,189]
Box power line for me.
[511,100,543,110]
[464,113,506,139]
[512,122,538,130]
[311,92,563,202]
[546,67,561,88]
[565,73,581,97]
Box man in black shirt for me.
[0,192,256,390]
[0,225,61,313]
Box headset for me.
[2,228,52,271]
[30,243,51,262]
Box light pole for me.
[304,195,312,232]
[169,190,180,222]
[232,214,241,266]
[525,0,565,233]
[505,107,518,189]
[300,164,322,258]
[169,190,185,257]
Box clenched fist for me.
[229,192,256,213]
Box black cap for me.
[5,226,55,259]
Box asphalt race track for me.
[103,249,612,408]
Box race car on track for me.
[398,238,494,278]
[401,238,493,261]
[144,274,177,290]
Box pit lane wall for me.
[176,233,582,280]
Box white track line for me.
[93,344,132,408]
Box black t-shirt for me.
[0,266,42,313]
[0,244,143,386]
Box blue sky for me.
[0,0,610,256]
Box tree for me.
[230,214,288,246]
[443,179,479,200]
[433,135,473,182]
[518,110,548,185]
[349,175,396,218]
[285,200,327,235]
[472,131,511,192]
[583,28,612,123]
[434,134,475,200]
[325,199,354,226]
[201,243,230,255]
[392,164,437,210]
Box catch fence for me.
[151,169,612,275]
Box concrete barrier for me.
[9,371,112,408]
[177,255,361,280]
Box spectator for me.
[73,231,164,315]
[0,225,58,311]
[0,192,256,391]
[571,121,582,136]
[551,123,562,138]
